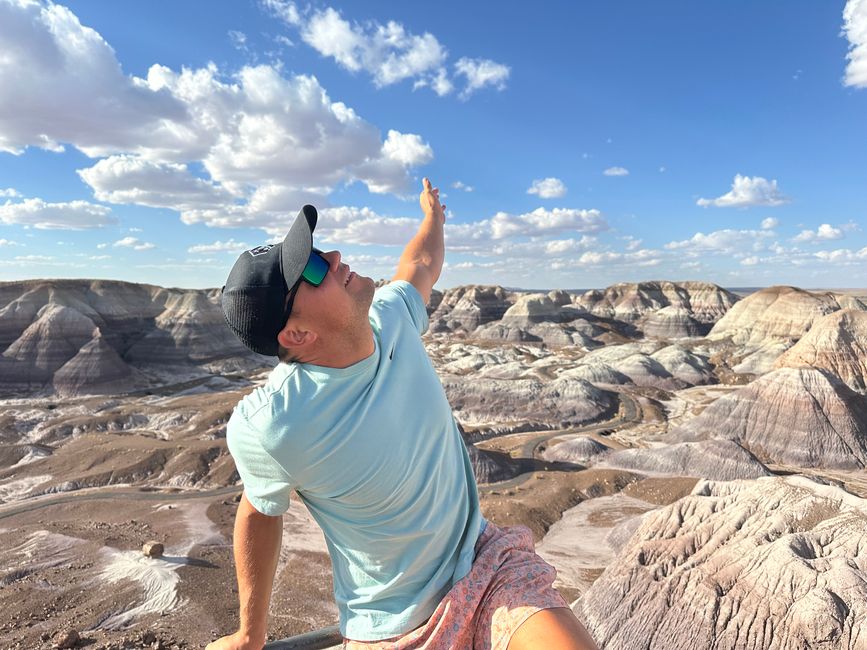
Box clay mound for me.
[577,476,867,650]
[642,305,706,339]
[775,309,867,392]
[558,362,631,386]
[465,444,523,484]
[650,345,715,386]
[53,334,133,396]
[443,375,616,430]
[1,305,97,385]
[610,354,682,390]
[429,285,514,332]
[708,286,867,374]
[542,436,613,464]
[599,440,770,481]
[674,367,867,469]
[500,294,567,325]
[579,281,738,324]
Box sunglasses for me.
[283,248,330,320]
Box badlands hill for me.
[775,308,867,392]
[673,367,867,469]
[708,285,867,374]
[577,476,867,650]
[0,279,739,397]
[0,279,258,396]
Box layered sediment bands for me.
[642,305,706,338]
[708,286,867,374]
[576,476,867,650]
[674,367,867,469]
[0,279,255,394]
[429,285,514,332]
[52,335,133,396]
[599,440,771,481]
[578,281,738,325]
[442,375,616,430]
[1,305,98,385]
[775,309,867,392]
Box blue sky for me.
[1,0,866,289]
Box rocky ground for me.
[4,280,867,649]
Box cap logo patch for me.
[247,244,275,257]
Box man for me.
[208,179,599,649]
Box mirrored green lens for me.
[301,251,329,286]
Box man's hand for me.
[419,177,446,224]
[205,630,264,650]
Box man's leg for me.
[507,607,599,650]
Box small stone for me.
[53,628,79,649]
[141,631,156,644]
[142,541,164,558]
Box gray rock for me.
[142,541,164,558]
[577,476,867,649]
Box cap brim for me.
[280,205,318,290]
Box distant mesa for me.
[775,308,867,392]
[708,285,867,375]
[428,281,739,346]
[429,285,514,333]
[577,476,867,649]
[673,367,867,470]
[598,439,771,482]
[578,281,739,338]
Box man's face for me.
[287,249,375,337]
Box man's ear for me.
[276,322,317,351]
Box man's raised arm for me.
[392,177,446,304]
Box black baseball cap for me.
[221,205,318,356]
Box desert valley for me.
[2,278,867,650]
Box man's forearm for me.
[233,493,283,645]
[400,210,445,285]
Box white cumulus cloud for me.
[793,223,845,243]
[187,239,251,254]
[1,1,436,224]
[452,181,473,192]
[0,188,19,197]
[603,167,629,177]
[665,228,774,254]
[0,198,114,230]
[527,177,567,199]
[454,57,510,99]
[114,236,155,251]
[697,174,789,208]
[843,0,867,88]
[761,217,779,229]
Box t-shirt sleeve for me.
[374,280,429,335]
[226,410,294,516]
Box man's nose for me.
[323,250,341,271]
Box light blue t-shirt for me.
[226,281,484,641]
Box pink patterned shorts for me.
[343,522,569,650]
